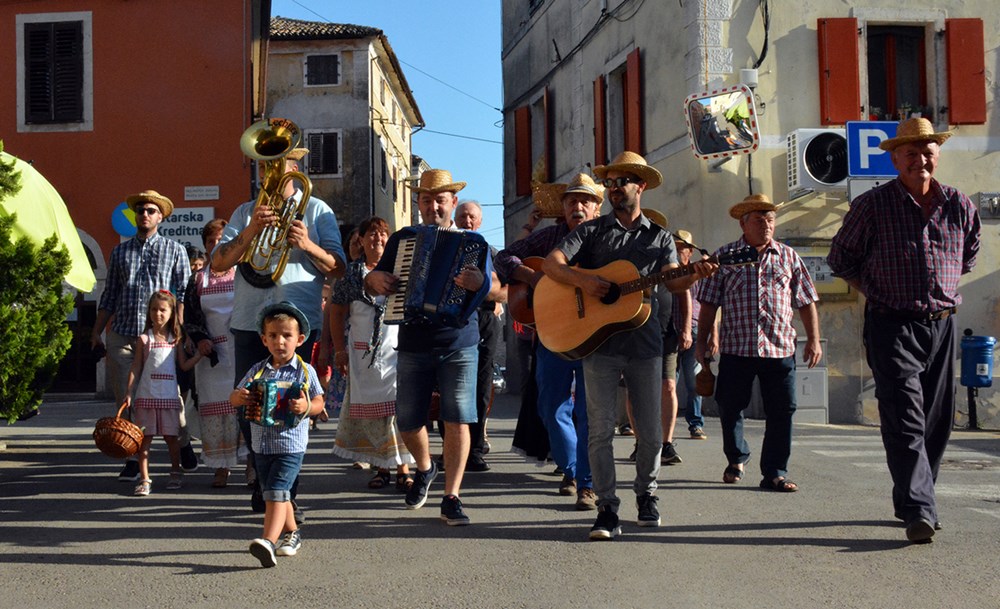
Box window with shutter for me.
[514,105,531,196]
[24,21,83,124]
[305,54,340,86]
[306,131,342,176]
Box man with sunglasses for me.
[542,152,717,540]
[91,190,193,482]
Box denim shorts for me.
[395,345,478,431]
[254,452,305,502]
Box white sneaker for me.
[249,538,276,568]
[275,530,302,556]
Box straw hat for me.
[126,190,174,218]
[593,151,663,190]
[673,229,699,250]
[410,169,466,194]
[642,208,668,228]
[563,173,605,203]
[878,118,952,151]
[729,193,777,219]
[285,147,310,161]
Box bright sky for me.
[271,0,506,245]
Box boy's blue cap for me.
[257,301,310,336]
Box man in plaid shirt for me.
[827,118,981,544]
[696,194,821,494]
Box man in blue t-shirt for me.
[365,169,502,526]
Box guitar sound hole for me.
[600,284,621,305]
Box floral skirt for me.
[332,391,413,470]
[198,411,240,469]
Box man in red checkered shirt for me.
[695,194,822,493]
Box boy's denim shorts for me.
[255,452,305,502]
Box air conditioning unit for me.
[786,128,848,197]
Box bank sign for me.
[846,121,899,177]
[113,204,215,249]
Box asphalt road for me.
[2,395,999,609]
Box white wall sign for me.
[184,185,220,201]
[158,206,214,249]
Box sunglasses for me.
[600,176,643,188]
[134,206,160,216]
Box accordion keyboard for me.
[385,235,417,322]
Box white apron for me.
[194,269,237,416]
[347,276,399,417]
[134,331,182,409]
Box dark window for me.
[24,21,83,124]
[306,54,340,85]
[380,143,388,190]
[307,132,340,174]
[867,26,927,120]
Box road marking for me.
[935,483,1000,501]
[968,507,1000,519]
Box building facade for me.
[502,0,999,426]
[267,16,423,234]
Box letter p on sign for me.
[847,121,899,177]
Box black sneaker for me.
[661,442,683,465]
[637,492,661,527]
[440,494,471,526]
[275,530,302,556]
[249,538,277,568]
[465,455,491,472]
[250,485,265,513]
[117,460,140,482]
[179,443,199,472]
[589,505,621,541]
[405,460,438,510]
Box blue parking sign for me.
[847,121,898,177]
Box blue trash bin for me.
[960,335,996,388]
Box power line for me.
[417,128,502,144]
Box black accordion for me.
[384,225,490,328]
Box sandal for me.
[367,469,391,489]
[166,471,183,490]
[395,472,414,492]
[722,464,744,484]
[759,477,798,492]
[133,479,152,496]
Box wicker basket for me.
[93,403,144,459]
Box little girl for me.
[124,290,203,496]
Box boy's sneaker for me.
[249,538,277,568]
[117,460,140,482]
[274,530,302,556]
[636,492,661,527]
[661,442,683,465]
[405,460,438,510]
[690,427,708,440]
[440,495,471,526]
[589,505,621,541]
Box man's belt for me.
[869,305,957,322]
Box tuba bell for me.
[237,118,313,288]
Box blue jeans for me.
[255,452,304,502]
[677,337,704,431]
[395,346,478,432]
[535,345,591,488]
[582,352,662,512]
[715,354,796,480]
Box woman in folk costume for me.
[183,218,240,488]
[329,216,414,490]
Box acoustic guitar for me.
[507,256,545,325]
[533,247,758,360]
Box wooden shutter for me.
[514,105,532,196]
[307,132,340,174]
[542,87,552,182]
[593,75,607,166]
[624,48,643,153]
[946,18,986,124]
[817,18,860,125]
[24,21,83,124]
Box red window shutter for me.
[542,87,553,181]
[514,105,532,197]
[624,47,643,153]
[593,75,606,166]
[817,18,860,125]
[946,18,986,124]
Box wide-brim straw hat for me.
[531,182,568,218]
[285,147,310,161]
[593,151,663,190]
[673,229,699,250]
[729,193,777,219]
[878,117,952,151]
[126,190,174,218]
[642,208,668,228]
[410,168,466,194]
[563,173,605,203]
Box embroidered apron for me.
[194,269,237,415]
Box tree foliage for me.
[0,142,74,423]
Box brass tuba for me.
[237,118,313,288]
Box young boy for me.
[231,301,324,568]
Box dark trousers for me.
[865,310,955,524]
[469,311,501,457]
[715,354,797,480]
